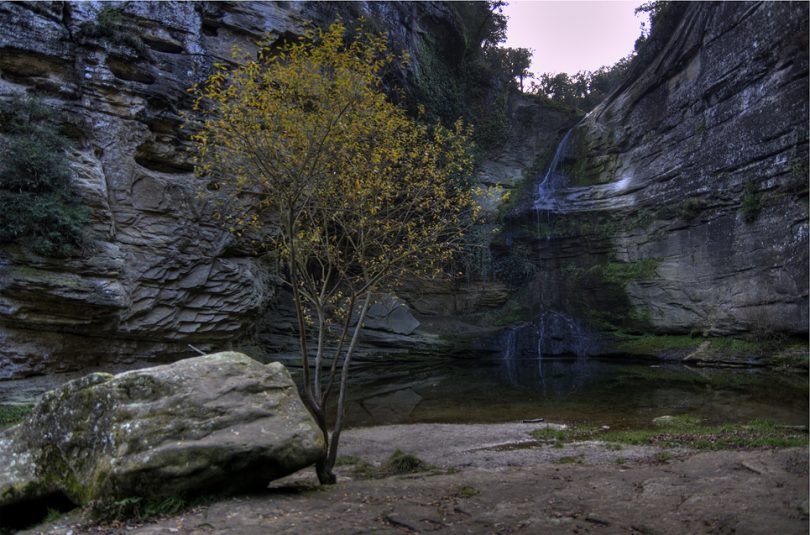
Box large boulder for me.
[0,352,323,510]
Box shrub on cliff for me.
[0,95,90,256]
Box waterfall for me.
[535,310,594,358]
[536,318,544,376]
[534,128,574,212]
[501,326,519,385]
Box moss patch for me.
[531,420,808,450]
[609,333,807,363]
[350,450,435,480]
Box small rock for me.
[585,513,611,526]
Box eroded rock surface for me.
[0,352,323,509]
[0,1,473,378]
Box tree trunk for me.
[315,457,337,485]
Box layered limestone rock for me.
[0,352,323,510]
[0,1,469,378]
[511,2,808,339]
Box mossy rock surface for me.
[0,352,324,509]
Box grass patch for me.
[334,455,361,466]
[532,420,808,451]
[602,420,808,450]
[87,495,196,524]
[457,486,479,498]
[350,450,433,480]
[610,333,772,357]
[553,455,583,465]
[0,404,33,429]
[531,425,598,448]
[385,449,429,474]
[652,415,702,428]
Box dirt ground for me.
[24,423,809,535]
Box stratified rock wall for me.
[545,2,808,336]
[0,1,467,378]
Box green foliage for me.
[457,486,480,498]
[609,333,785,358]
[42,508,63,524]
[740,180,761,223]
[511,210,655,242]
[96,6,123,30]
[334,455,362,466]
[564,258,659,288]
[0,404,33,429]
[553,455,583,465]
[602,420,808,450]
[611,334,701,356]
[411,1,537,155]
[349,450,432,480]
[529,55,633,112]
[0,96,90,256]
[631,2,689,77]
[492,244,536,285]
[679,196,707,220]
[385,449,429,475]
[497,149,552,217]
[78,7,145,54]
[410,41,465,126]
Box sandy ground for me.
[23,422,809,535]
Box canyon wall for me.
[1,1,806,378]
[0,1,472,378]
[506,1,808,342]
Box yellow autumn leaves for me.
[188,20,478,292]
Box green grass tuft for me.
[0,404,33,429]
[457,486,480,498]
[553,455,583,465]
[385,449,429,475]
[334,455,361,466]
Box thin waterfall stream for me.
[534,128,573,212]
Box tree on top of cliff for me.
[188,21,478,484]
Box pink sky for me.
[502,1,648,75]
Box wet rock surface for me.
[0,352,323,509]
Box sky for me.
[502,1,649,76]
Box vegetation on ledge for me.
[0,96,91,256]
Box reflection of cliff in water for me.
[314,359,808,430]
[496,310,603,393]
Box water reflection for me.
[339,357,808,430]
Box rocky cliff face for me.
[0,1,470,378]
[1,1,805,379]
[506,2,808,342]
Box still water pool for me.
[330,357,808,430]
